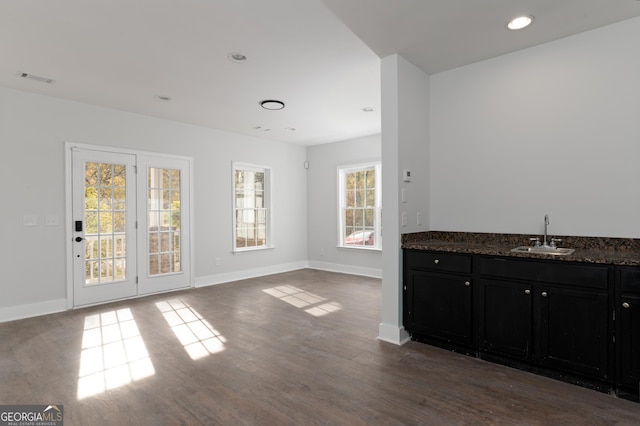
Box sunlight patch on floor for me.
[156,299,226,360]
[262,285,343,317]
[77,308,155,400]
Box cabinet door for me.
[539,286,610,380]
[619,295,640,388]
[405,270,472,345]
[479,279,532,360]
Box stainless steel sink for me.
[510,246,575,256]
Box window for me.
[232,162,271,251]
[338,162,382,249]
[147,166,182,276]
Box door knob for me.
[75,236,84,242]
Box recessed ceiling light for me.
[285,127,296,132]
[227,52,247,62]
[154,95,172,102]
[362,107,376,112]
[260,100,285,110]
[507,15,534,30]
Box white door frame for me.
[65,142,195,309]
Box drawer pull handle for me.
[464,281,471,286]
[541,291,548,298]
[623,302,631,309]
[434,259,439,264]
[525,289,531,295]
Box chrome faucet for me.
[543,214,549,247]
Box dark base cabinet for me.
[540,285,610,380]
[405,270,473,346]
[617,268,640,401]
[403,249,637,400]
[478,278,532,360]
[404,250,473,348]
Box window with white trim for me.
[338,162,382,249]
[232,162,271,252]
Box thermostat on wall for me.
[403,170,411,182]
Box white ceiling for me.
[2,1,640,146]
[322,0,640,75]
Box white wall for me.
[378,54,429,345]
[398,56,430,235]
[430,17,640,238]
[306,134,382,277]
[0,86,308,320]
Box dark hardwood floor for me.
[1,269,639,425]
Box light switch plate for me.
[45,215,59,226]
[23,214,38,226]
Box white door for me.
[137,156,191,295]
[71,147,192,307]
[72,149,137,306]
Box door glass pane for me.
[148,167,181,276]
[84,162,127,285]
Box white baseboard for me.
[194,261,309,288]
[0,299,67,323]
[307,260,382,279]
[377,322,411,346]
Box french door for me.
[71,146,191,307]
[137,155,190,295]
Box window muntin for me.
[233,163,271,251]
[338,162,381,249]
[147,167,181,276]
[84,161,128,284]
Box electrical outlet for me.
[401,212,407,227]
[215,258,221,266]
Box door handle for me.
[75,236,84,242]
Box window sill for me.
[337,245,382,252]
[232,245,275,254]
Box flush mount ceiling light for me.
[154,95,172,102]
[260,100,285,110]
[507,15,534,30]
[227,52,247,62]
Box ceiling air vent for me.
[17,71,55,84]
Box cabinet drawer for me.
[405,250,471,274]
[620,268,640,293]
[476,257,609,290]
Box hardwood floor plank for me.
[1,269,639,425]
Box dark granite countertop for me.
[401,231,640,266]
